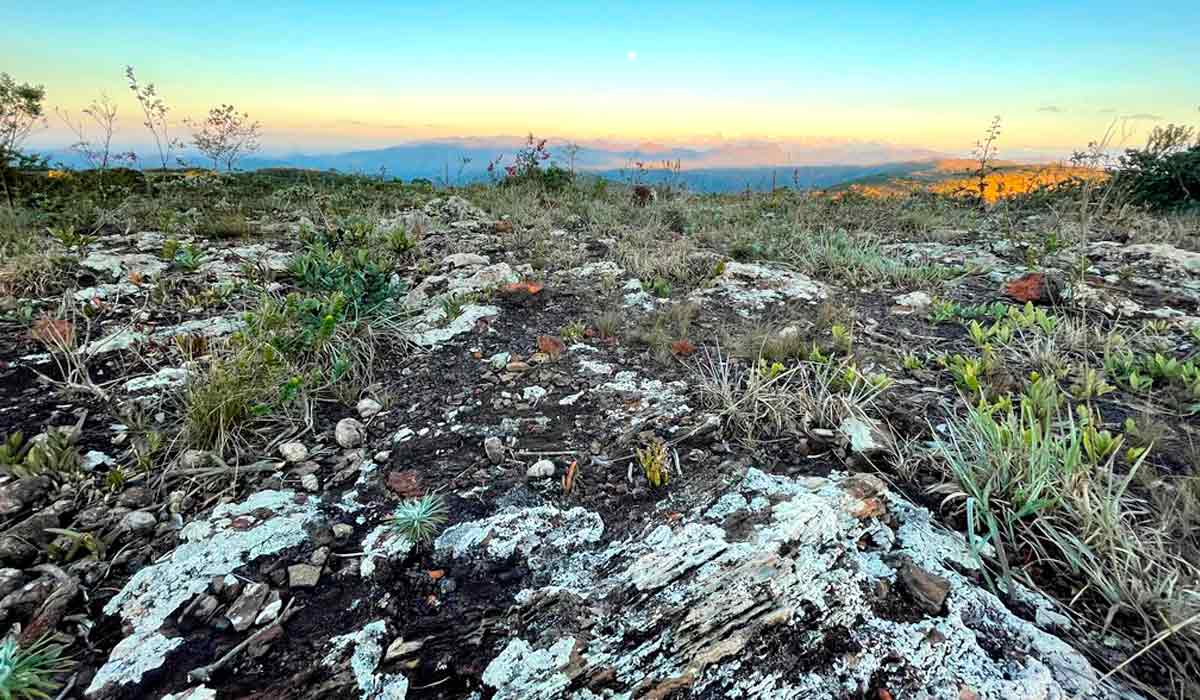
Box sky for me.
[4,1,1198,160]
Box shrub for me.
[0,72,46,207]
[186,104,261,172]
[494,134,574,192]
[1114,124,1200,211]
[288,240,395,316]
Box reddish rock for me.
[386,470,422,499]
[537,334,566,357]
[1004,272,1058,304]
[670,339,696,357]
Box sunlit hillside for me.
[841,160,1105,202]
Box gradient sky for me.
[4,1,1197,157]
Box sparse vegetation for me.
[0,88,1197,699]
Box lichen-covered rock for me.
[407,303,500,347]
[405,262,518,307]
[88,490,323,696]
[423,195,488,223]
[690,261,825,314]
[458,469,1134,700]
[323,620,409,699]
[435,505,604,572]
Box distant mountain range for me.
[35,138,950,193]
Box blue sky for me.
[4,1,1196,156]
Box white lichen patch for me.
[435,506,604,571]
[621,279,656,310]
[73,282,142,302]
[598,371,691,426]
[88,491,323,696]
[407,304,500,347]
[125,366,190,393]
[360,519,414,578]
[465,469,1132,700]
[80,251,169,281]
[324,620,409,699]
[482,637,578,700]
[689,261,825,314]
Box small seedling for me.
[635,436,670,488]
[648,277,672,298]
[560,319,587,341]
[1070,368,1115,401]
[392,494,448,544]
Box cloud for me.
[1037,105,1064,113]
[334,119,446,131]
[1123,113,1163,121]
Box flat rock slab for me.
[438,469,1134,700]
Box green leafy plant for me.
[830,322,853,353]
[1006,301,1056,334]
[1021,371,1062,426]
[1070,367,1115,401]
[648,277,671,298]
[173,242,205,272]
[288,240,395,315]
[391,494,448,544]
[942,354,986,394]
[0,634,73,700]
[45,527,107,562]
[46,225,94,249]
[160,237,181,261]
[560,319,587,341]
[439,293,478,324]
[0,427,82,479]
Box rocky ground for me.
[2,185,1199,699]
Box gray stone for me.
[526,459,555,479]
[287,563,321,588]
[278,441,308,463]
[445,253,490,268]
[838,415,892,455]
[336,418,366,448]
[119,510,157,536]
[483,436,505,464]
[254,592,282,626]
[0,476,52,517]
[356,398,383,419]
[226,582,270,632]
[893,290,933,310]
